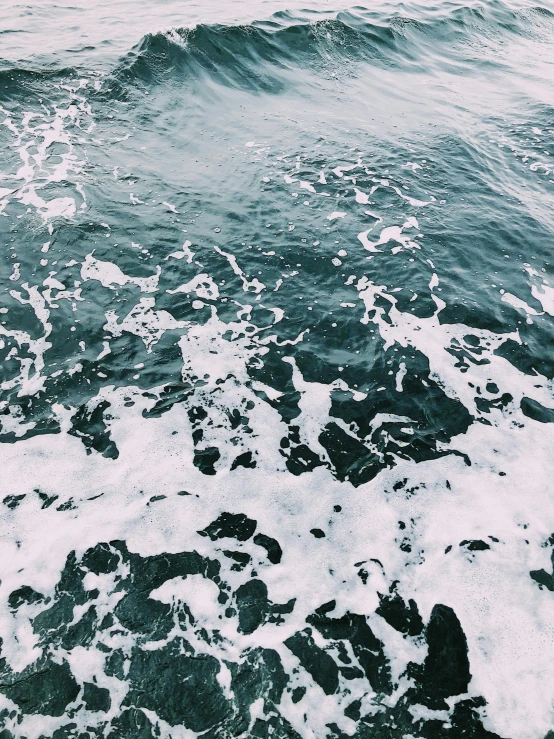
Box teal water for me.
[0,2,554,737]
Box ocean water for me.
[0,0,554,737]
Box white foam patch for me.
[354,187,370,204]
[531,283,554,316]
[361,222,420,254]
[214,245,265,294]
[0,90,90,223]
[1,283,52,397]
[167,273,219,300]
[501,290,540,318]
[392,186,431,207]
[358,228,382,253]
[81,253,161,293]
[167,239,195,263]
[1,378,553,738]
[150,575,221,623]
[104,297,189,352]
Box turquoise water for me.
[0,1,554,737]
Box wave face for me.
[1,2,554,738]
[110,4,554,93]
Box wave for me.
[1,3,552,100]
[103,2,554,95]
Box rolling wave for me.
[105,3,554,93]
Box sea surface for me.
[0,0,554,737]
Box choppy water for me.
[1,1,554,737]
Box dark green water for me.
[0,2,553,737]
